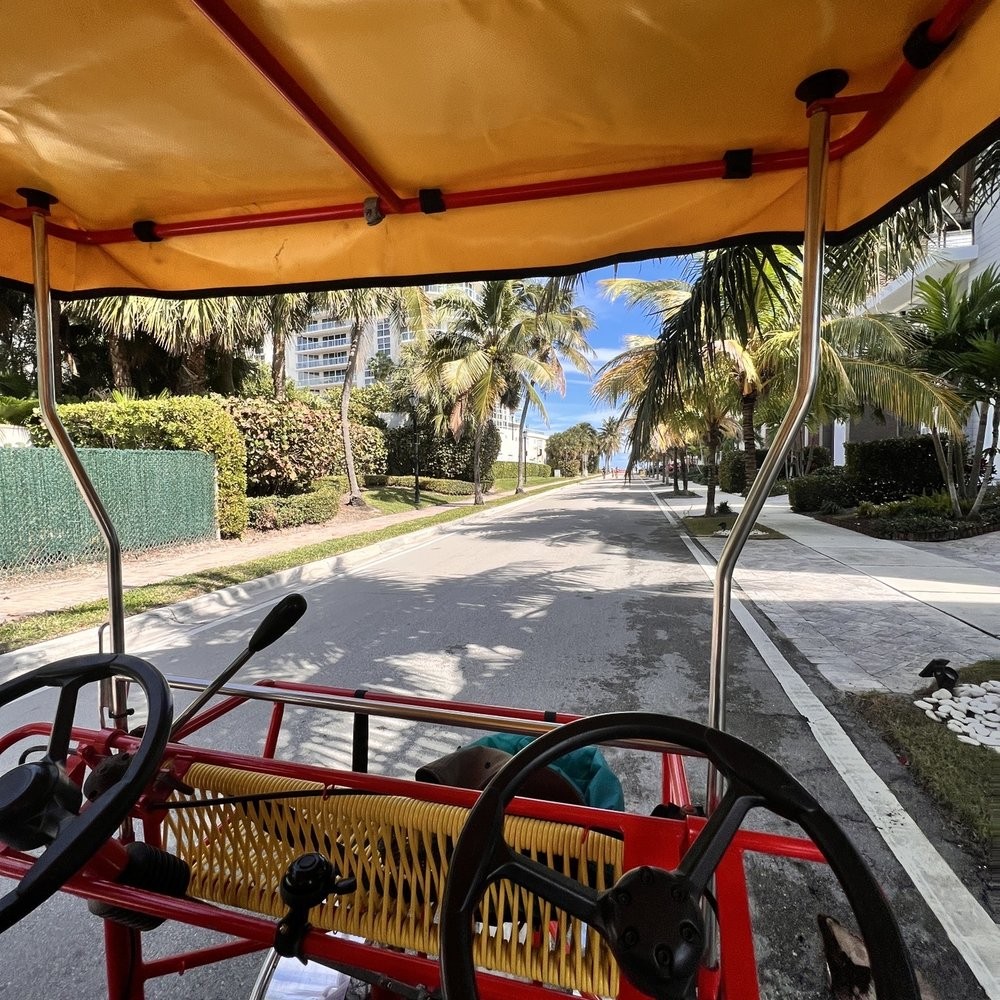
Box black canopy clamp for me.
[418,188,446,214]
[543,710,558,723]
[132,220,162,243]
[16,188,58,213]
[723,149,753,180]
[363,196,385,226]
[903,19,956,70]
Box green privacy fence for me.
[0,448,217,577]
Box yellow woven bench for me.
[166,762,623,995]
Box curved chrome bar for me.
[30,212,128,722]
[706,109,831,807]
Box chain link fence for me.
[0,447,218,578]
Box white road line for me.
[645,485,1000,997]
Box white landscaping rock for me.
[914,677,999,752]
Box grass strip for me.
[362,486,457,514]
[850,660,999,845]
[682,514,785,539]
[0,479,574,655]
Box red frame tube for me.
[191,0,403,213]
[0,702,828,1000]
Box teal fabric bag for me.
[469,733,625,811]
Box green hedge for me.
[0,396,38,425]
[788,468,857,513]
[247,475,348,531]
[490,460,551,479]
[364,474,475,496]
[844,435,947,503]
[28,397,248,537]
[718,449,769,493]
[223,398,386,497]
[384,421,500,487]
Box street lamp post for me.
[410,393,420,506]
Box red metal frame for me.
[0,680,826,1000]
[0,0,977,247]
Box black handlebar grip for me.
[248,594,308,653]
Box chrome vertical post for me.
[29,205,129,725]
[705,107,831,806]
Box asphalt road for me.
[0,480,988,999]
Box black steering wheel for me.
[0,652,172,933]
[439,712,919,1000]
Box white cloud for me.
[591,346,623,363]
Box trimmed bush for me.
[490,460,551,480]
[28,397,248,537]
[222,398,386,496]
[364,474,475,496]
[788,468,857,513]
[247,475,347,531]
[844,435,947,503]
[799,446,832,473]
[718,449,769,494]
[384,421,500,487]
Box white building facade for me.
[828,196,1000,465]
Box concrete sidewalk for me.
[651,484,1000,692]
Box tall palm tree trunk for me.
[681,447,689,493]
[967,400,988,494]
[672,447,680,492]
[704,428,722,516]
[515,393,530,493]
[178,342,208,394]
[930,426,963,517]
[970,402,999,516]
[219,351,236,395]
[473,423,486,505]
[340,322,365,506]
[107,329,133,391]
[272,321,287,399]
[742,391,757,490]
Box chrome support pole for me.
[707,111,830,812]
[705,108,830,807]
[30,211,129,725]
[699,106,830,975]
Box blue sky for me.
[532,256,687,457]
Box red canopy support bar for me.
[191,0,404,213]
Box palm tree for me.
[594,335,738,513]
[67,295,263,394]
[265,294,319,398]
[597,417,621,475]
[325,287,433,506]
[624,144,1000,466]
[429,280,554,504]
[514,280,595,492]
[908,266,1000,515]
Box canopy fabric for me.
[1,0,998,295]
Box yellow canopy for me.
[1,0,998,295]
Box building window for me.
[400,329,415,343]
[376,317,391,357]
